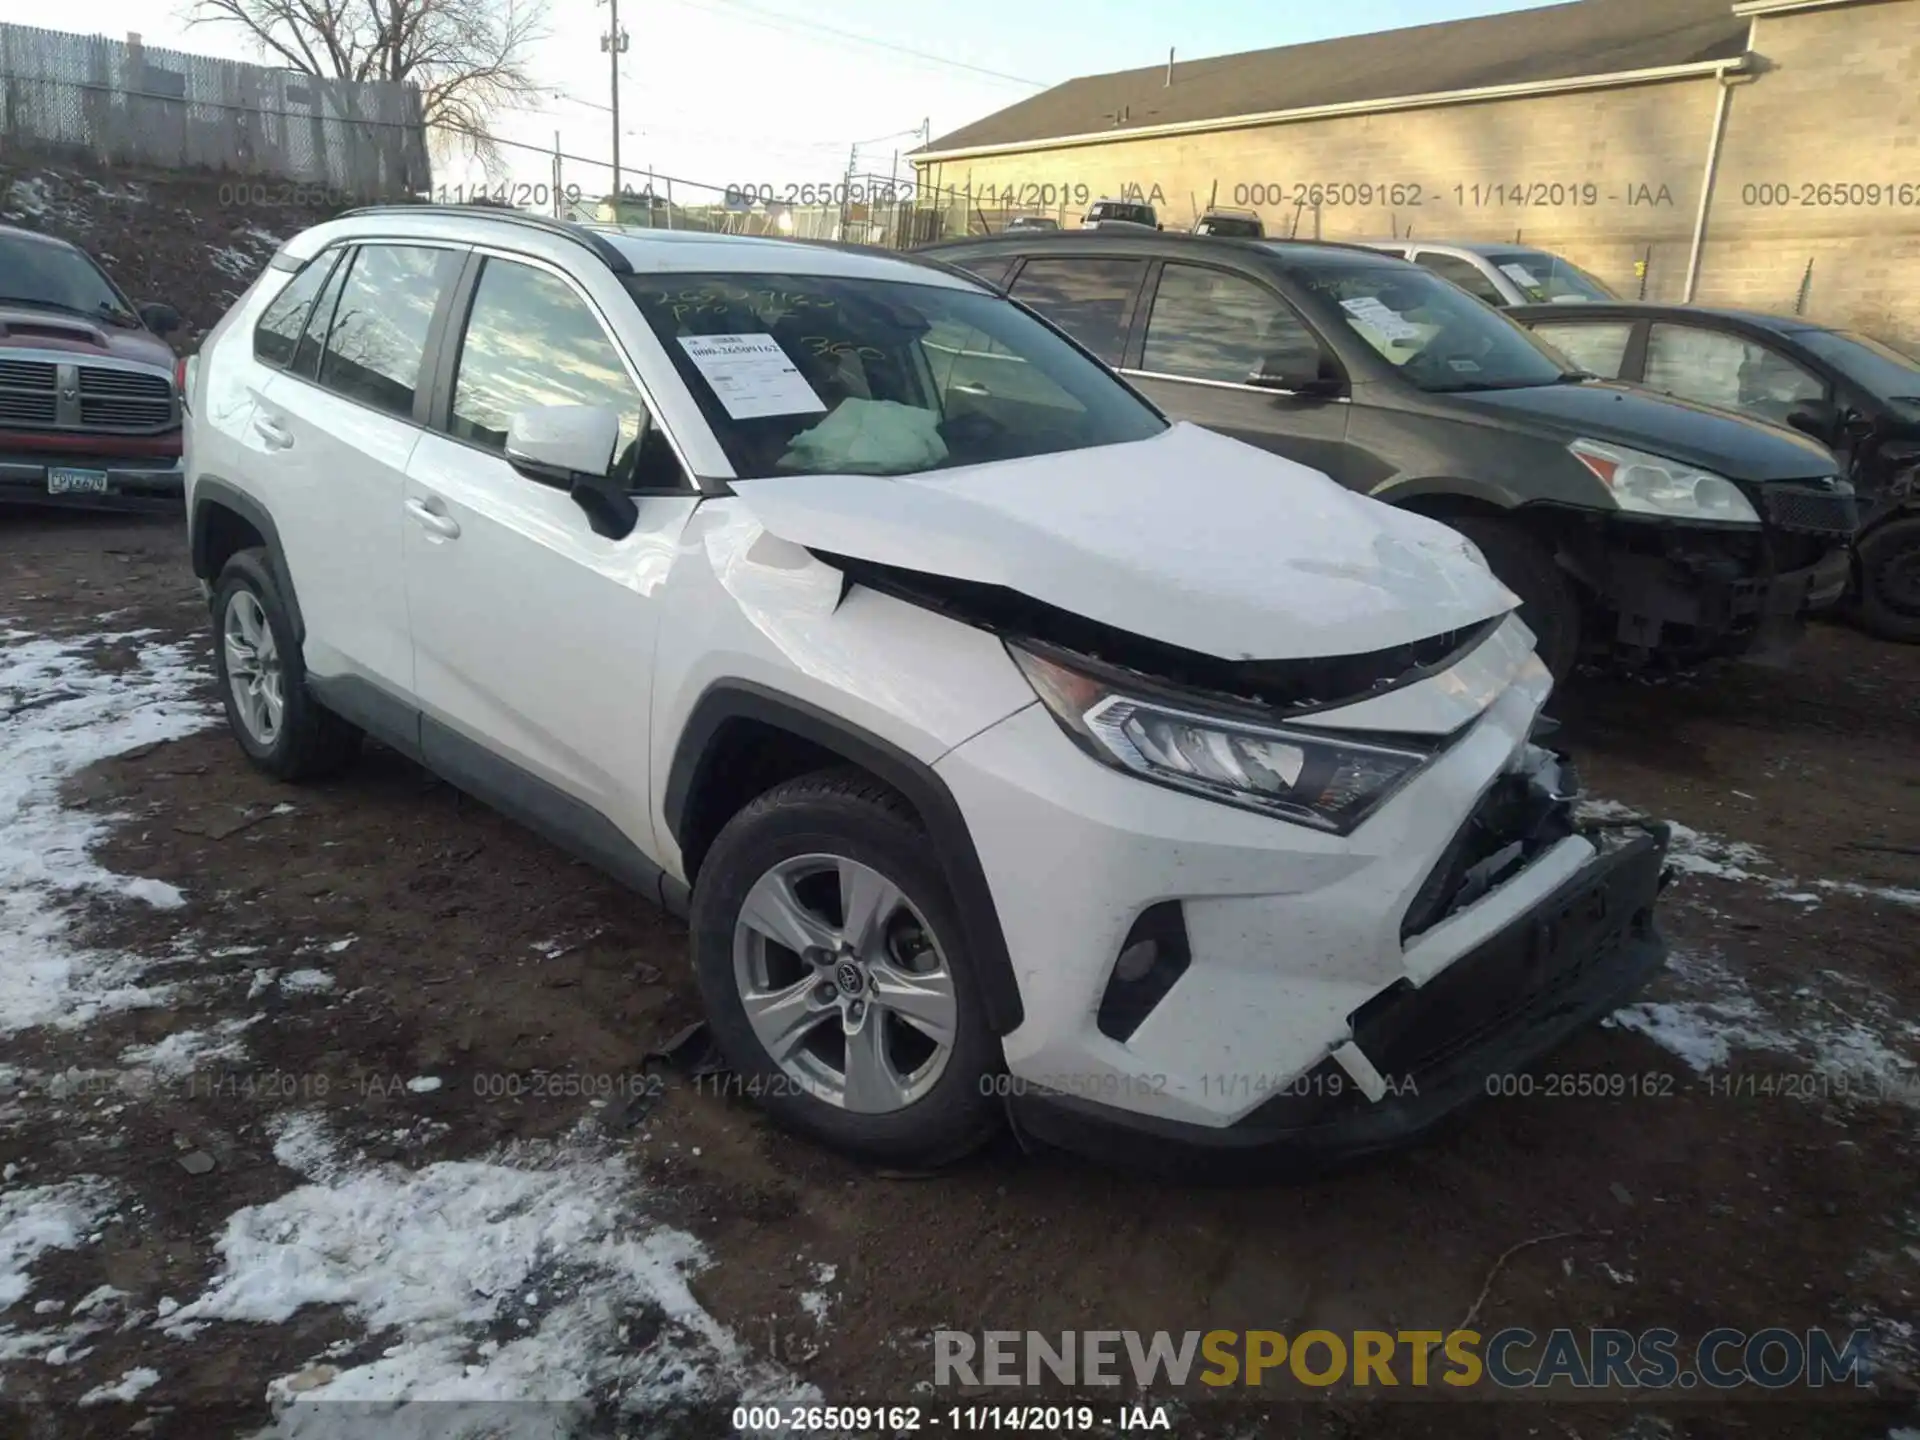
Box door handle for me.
[252,412,294,450]
[405,496,461,540]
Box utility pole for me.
[598,0,629,200]
[840,143,856,240]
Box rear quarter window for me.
[252,253,339,368]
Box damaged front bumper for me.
[935,614,1672,1174]
[1566,504,1853,666]
[1007,823,1669,1177]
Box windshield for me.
[1088,203,1154,226]
[625,271,1167,478]
[1483,251,1615,303]
[1283,258,1575,392]
[0,234,136,324]
[1794,327,1920,400]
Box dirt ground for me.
[2,508,1918,1440]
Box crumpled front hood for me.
[730,422,1517,661]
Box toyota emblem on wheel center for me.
[834,959,864,995]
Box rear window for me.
[1195,215,1263,238]
[1088,202,1155,226]
[1483,251,1615,304]
[253,253,338,369]
[624,270,1165,479]
[314,245,458,418]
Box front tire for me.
[1856,514,1920,643]
[689,769,1001,1166]
[1448,515,1583,683]
[211,549,361,781]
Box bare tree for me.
[189,0,549,167]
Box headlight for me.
[1569,439,1760,524]
[1009,644,1438,834]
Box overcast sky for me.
[0,0,1560,201]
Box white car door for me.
[252,241,466,697]
[401,250,702,866]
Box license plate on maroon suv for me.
[47,467,109,496]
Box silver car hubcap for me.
[731,853,957,1113]
[224,590,284,747]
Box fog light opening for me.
[1096,902,1193,1043]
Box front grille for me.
[0,358,57,390]
[78,367,172,399]
[80,395,173,430]
[77,365,173,432]
[1401,750,1576,942]
[0,358,58,428]
[0,359,175,434]
[1762,482,1858,537]
[0,391,57,426]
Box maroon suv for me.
[0,224,184,510]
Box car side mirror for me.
[139,302,181,336]
[1785,397,1840,443]
[1249,352,1339,396]
[505,404,637,539]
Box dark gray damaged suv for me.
[920,232,1856,681]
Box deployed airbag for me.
[780,399,949,475]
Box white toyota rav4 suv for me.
[183,206,1670,1173]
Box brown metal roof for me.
[920,0,1747,156]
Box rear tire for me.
[689,768,1001,1167]
[211,549,361,782]
[1856,514,1920,643]
[1448,515,1583,683]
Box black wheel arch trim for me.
[664,681,1024,1035]
[1370,475,1528,511]
[191,477,305,649]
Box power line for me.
[511,85,869,153]
[662,0,1049,88]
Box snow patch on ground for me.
[1581,799,1920,907]
[1612,949,1920,1101]
[280,969,338,995]
[798,1262,837,1325]
[169,1113,813,1428]
[0,1179,115,1311]
[78,1365,160,1405]
[0,632,216,1036]
[119,1017,255,1078]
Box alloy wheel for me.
[223,590,284,747]
[730,853,957,1113]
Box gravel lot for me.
[2,510,1918,1440]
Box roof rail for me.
[911,229,1384,257]
[783,236,1004,291]
[331,204,634,275]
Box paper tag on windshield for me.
[1339,295,1420,342]
[677,333,826,420]
[1499,262,1543,290]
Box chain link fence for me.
[0,22,429,197]
[538,166,1017,253]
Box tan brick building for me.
[912,0,1920,348]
